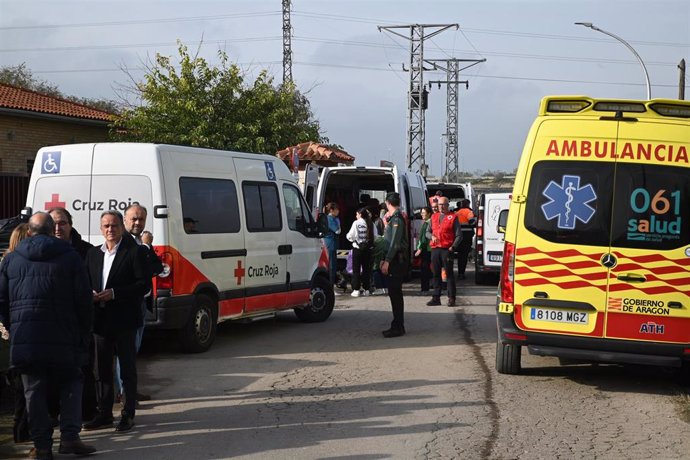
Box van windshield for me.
[525,160,690,251]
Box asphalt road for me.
[4,270,690,459]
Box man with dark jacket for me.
[0,212,96,460]
[48,207,92,260]
[48,207,97,421]
[380,192,409,338]
[83,210,150,433]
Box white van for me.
[24,143,334,352]
[302,162,428,272]
[426,182,474,212]
[474,192,511,284]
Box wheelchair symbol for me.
[264,162,276,181]
[41,152,61,174]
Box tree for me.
[113,42,326,153]
[0,63,120,113]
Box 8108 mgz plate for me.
[529,307,588,325]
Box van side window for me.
[179,177,241,234]
[243,182,282,232]
[610,163,690,250]
[283,184,312,233]
[525,161,613,247]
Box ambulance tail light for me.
[156,251,173,291]
[500,241,515,303]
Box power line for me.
[3,9,686,49]
[2,35,680,69]
[0,11,281,30]
[30,61,680,89]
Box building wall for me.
[0,113,110,217]
[0,114,110,174]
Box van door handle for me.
[668,301,683,309]
[278,245,292,255]
[534,291,549,299]
[616,273,647,283]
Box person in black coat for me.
[48,207,97,422]
[0,212,96,459]
[83,210,150,433]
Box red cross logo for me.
[44,193,66,210]
[234,260,246,285]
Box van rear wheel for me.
[496,340,521,374]
[180,294,217,353]
[295,276,334,323]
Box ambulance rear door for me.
[513,118,618,339]
[605,117,690,344]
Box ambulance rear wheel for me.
[295,276,334,323]
[496,340,521,374]
[181,294,217,353]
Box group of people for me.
[416,194,475,307]
[321,192,409,338]
[321,190,475,337]
[0,204,162,460]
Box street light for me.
[575,22,652,100]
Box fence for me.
[0,174,29,219]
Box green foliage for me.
[0,63,119,113]
[113,43,325,153]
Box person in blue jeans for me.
[322,202,341,287]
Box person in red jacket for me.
[427,197,462,307]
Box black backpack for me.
[317,213,330,236]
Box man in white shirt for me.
[83,211,150,433]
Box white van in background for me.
[474,192,511,284]
[426,181,474,211]
[302,161,428,272]
[24,143,334,352]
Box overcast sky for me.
[1,0,688,176]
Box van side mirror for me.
[305,222,321,238]
[20,207,32,220]
[497,209,509,234]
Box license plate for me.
[488,252,503,262]
[530,307,588,325]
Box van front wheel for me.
[180,294,217,353]
[295,276,334,323]
[496,340,521,374]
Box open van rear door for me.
[303,163,323,219]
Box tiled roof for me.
[0,83,113,122]
[276,142,355,164]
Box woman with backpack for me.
[346,207,377,297]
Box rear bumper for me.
[146,293,194,330]
[497,311,690,368]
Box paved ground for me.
[2,271,689,459]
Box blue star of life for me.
[541,175,596,230]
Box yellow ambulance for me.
[496,96,690,374]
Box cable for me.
[31,61,679,89]
[0,11,281,30]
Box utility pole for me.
[427,57,485,181]
[378,24,458,178]
[282,0,293,84]
[679,59,686,100]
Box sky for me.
[1,0,688,176]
